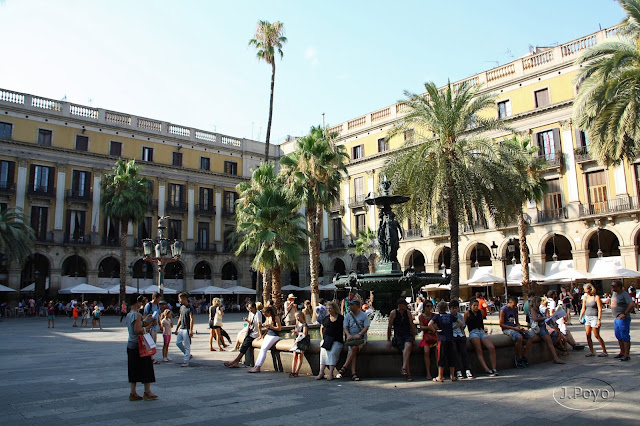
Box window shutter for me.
[29,165,35,188]
[72,171,79,192]
[506,101,512,117]
[48,166,55,191]
[574,128,583,148]
[552,128,561,151]
[85,172,91,193]
[7,161,15,184]
[66,209,71,238]
[534,132,542,154]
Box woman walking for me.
[528,296,566,365]
[209,298,226,351]
[579,283,608,357]
[126,295,157,401]
[92,302,102,330]
[289,311,309,377]
[248,306,281,373]
[160,309,173,362]
[465,299,498,376]
[316,301,344,381]
[418,300,437,380]
[47,301,55,328]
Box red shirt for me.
[478,298,488,318]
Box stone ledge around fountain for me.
[249,333,555,377]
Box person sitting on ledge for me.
[387,298,417,381]
[465,299,498,376]
[224,302,263,369]
[500,295,533,368]
[337,299,370,381]
[528,296,566,365]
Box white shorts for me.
[584,315,599,328]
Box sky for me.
[0,0,626,144]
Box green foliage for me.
[248,20,287,66]
[0,207,34,264]
[354,228,376,257]
[101,159,151,226]
[573,0,640,166]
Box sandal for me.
[401,368,408,377]
[315,375,325,380]
[336,367,347,379]
[598,353,608,357]
[406,375,413,382]
[585,352,595,357]
[553,359,566,364]
[351,374,361,381]
[288,373,298,378]
[451,376,458,381]
[432,378,445,383]
[129,393,143,401]
[143,393,158,401]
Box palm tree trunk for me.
[308,205,321,307]
[272,265,283,316]
[264,61,276,163]
[518,211,531,297]
[447,180,460,301]
[262,269,272,304]
[119,221,128,304]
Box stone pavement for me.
[0,312,638,425]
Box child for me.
[450,300,473,379]
[428,301,463,382]
[47,301,55,328]
[81,302,90,327]
[92,303,102,330]
[289,311,309,378]
[418,300,437,380]
[72,305,78,327]
[160,309,173,362]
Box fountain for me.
[333,180,448,316]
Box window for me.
[497,100,512,118]
[544,178,563,214]
[30,206,48,241]
[351,144,364,160]
[199,187,213,209]
[168,183,185,207]
[110,141,122,157]
[536,129,561,161]
[224,161,237,175]
[30,165,54,193]
[0,122,12,139]
[37,129,52,146]
[142,147,153,162]
[224,191,238,214]
[168,219,182,240]
[355,214,366,235]
[378,138,389,153]
[0,203,6,212]
[66,210,86,242]
[172,152,183,167]
[575,130,588,150]
[404,129,415,141]
[71,170,90,198]
[200,157,210,171]
[75,135,88,151]
[586,171,607,213]
[353,177,365,201]
[138,217,152,241]
[332,217,343,242]
[534,88,550,108]
[103,217,120,246]
[0,160,15,189]
[197,223,209,249]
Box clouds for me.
[305,46,319,66]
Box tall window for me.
[497,100,512,118]
[168,219,182,240]
[172,152,183,167]
[586,170,607,213]
[355,214,366,235]
[377,138,389,153]
[575,130,588,151]
[353,177,364,201]
[200,157,210,171]
[66,210,86,242]
[138,216,152,241]
[110,141,122,157]
[332,217,343,242]
[30,206,48,241]
[198,223,209,248]
[31,165,53,193]
[544,178,563,214]
[352,144,364,160]
[224,161,237,175]
[38,129,52,146]
[168,183,184,207]
[0,122,12,139]
[103,217,120,245]
[534,88,550,108]
[71,170,90,198]
[536,129,560,161]
[142,147,153,162]
[75,135,89,151]
[199,187,213,209]
[224,191,238,214]
[0,160,15,189]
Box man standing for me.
[500,296,533,368]
[338,299,370,381]
[387,298,417,381]
[611,281,634,361]
[341,289,358,316]
[476,292,488,319]
[283,294,298,326]
[175,292,194,367]
[144,292,162,364]
[224,303,263,369]
[628,283,636,314]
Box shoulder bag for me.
[345,312,365,347]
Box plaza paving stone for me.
[0,311,638,425]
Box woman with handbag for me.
[126,295,157,401]
[316,301,344,381]
[289,311,310,377]
[528,296,565,365]
[209,298,227,352]
[418,301,437,380]
[579,283,608,357]
[248,306,281,373]
[465,299,498,376]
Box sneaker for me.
[614,353,625,359]
[515,357,524,368]
[619,356,630,362]
[491,369,499,376]
[456,371,463,379]
[181,363,190,367]
[521,356,529,367]
[465,370,474,379]
[162,358,169,362]
[165,358,172,362]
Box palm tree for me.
[573,0,640,166]
[0,207,34,265]
[249,20,287,163]
[354,228,377,273]
[235,163,308,312]
[384,81,522,300]
[503,137,547,295]
[280,125,348,306]
[101,159,151,301]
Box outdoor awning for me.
[20,281,50,292]
[542,267,594,284]
[506,264,547,284]
[58,284,107,294]
[587,256,640,279]
[422,283,451,291]
[140,285,179,294]
[186,285,231,295]
[544,259,574,277]
[281,284,303,292]
[0,284,17,292]
[462,266,502,285]
[224,285,256,295]
[319,283,336,290]
[106,285,139,294]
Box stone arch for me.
[582,226,624,252]
[61,254,88,277]
[631,222,640,247]
[433,245,451,269]
[403,249,426,272]
[132,259,154,279]
[538,231,575,255]
[165,261,185,279]
[586,228,621,258]
[221,261,238,280]
[21,253,51,289]
[542,233,574,261]
[98,256,121,278]
[351,255,369,274]
[466,242,492,267]
[331,258,346,275]
[194,261,212,280]
[318,262,325,278]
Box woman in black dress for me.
[126,295,157,401]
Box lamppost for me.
[142,216,183,298]
[490,239,516,305]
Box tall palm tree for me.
[354,228,377,273]
[235,163,308,312]
[573,0,640,166]
[280,125,348,306]
[101,159,150,301]
[0,207,34,265]
[384,81,522,300]
[249,20,287,163]
[503,137,547,295]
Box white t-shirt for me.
[546,299,566,333]
[248,310,264,339]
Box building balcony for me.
[405,228,424,239]
[428,224,449,237]
[222,207,235,218]
[328,200,344,213]
[102,236,121,247]
[579,196,640,217]
[64,234,91,245]
[28,186,56,198]
[348,195,366,208]
[323,239,345,250]
[34,232,55,243]
[195,242,217,252]
[538,207,568,223]
[166,200,187,213]
[574,146,593,163]
[196,204,216,216]
[463,221,488,233]
[66,189,92,202]
[148,199,158,211]
[537,152,563,169]
[0,181,15,194]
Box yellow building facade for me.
[0,90,279,293]
[282,25,640,298]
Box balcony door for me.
[586,171,607,213]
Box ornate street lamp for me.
[142,216,182,297]
[491,239,515,305]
